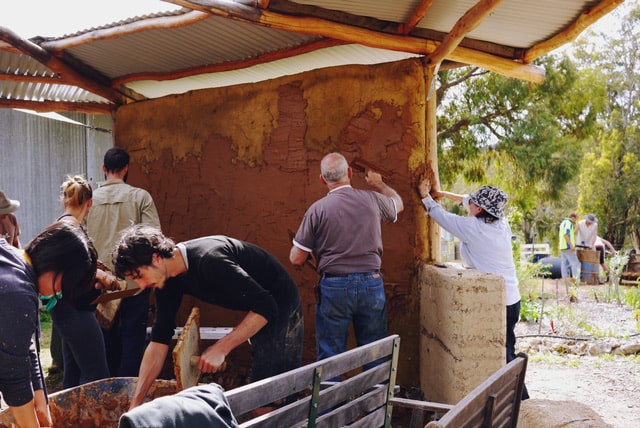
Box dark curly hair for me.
[113,224,174,279]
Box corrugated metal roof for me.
[417,0,602,47]
[0,80,109,103]
[0,52,55,78]
[0,0,626,112]
[63,14,323,79]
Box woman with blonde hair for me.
[59,175,93,227]
[49,176,110,388]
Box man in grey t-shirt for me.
[289,152,403,364]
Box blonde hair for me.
[61,175,92,208]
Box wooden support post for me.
[426,63,441,263]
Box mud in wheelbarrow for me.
[0,377,176,428]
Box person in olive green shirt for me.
[86,146,161,377]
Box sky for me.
[2,0,182,39]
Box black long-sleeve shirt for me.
[0,239,44,406]
[151,236,300,344]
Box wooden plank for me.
[146,326,232,340]
[389,397,453,414]
[172,307,201,391]
[316,363,390,414]
[422,355,527,428]
[90,287,142,304]
[225,335,398,416]
[316,384,387,427]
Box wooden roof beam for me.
[41,10,210,51]
[0,74,59,84]
[0,98,115,114]
[167,0,545,83]
[0,27,128,105]
[525,0,625,62]
[398,0,436,35]
[425,0,505,66]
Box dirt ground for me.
[516,280,640,428]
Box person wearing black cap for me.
[0,190,21,248]
[417,178,529,400]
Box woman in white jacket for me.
[417,178,529,400]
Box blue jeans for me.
[103,288,151,377]
[315,271,388,368]
[560,249,580,279]
[119,288,151,376]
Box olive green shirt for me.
[86,178,161,270]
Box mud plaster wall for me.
[114,58,427,387]
[420,265,505,403]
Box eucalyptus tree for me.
[573,4,640,249]
[435,54,602,244]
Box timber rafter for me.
[0,26,129,106]
[168,0,545,83]
[0,0,626,112]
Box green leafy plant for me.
[520,294,544,322]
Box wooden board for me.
[90,287,142,305]
[172,307,201,391]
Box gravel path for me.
[516,281,640,427]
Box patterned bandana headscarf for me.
[469,185,508,218]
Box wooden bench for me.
[390,353,528,428]
[224,334,401,427]
[222,334,527,428]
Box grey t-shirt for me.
[293,185,397,274]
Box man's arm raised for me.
[365,171,404,214]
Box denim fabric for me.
[116,288,151,377]
[315,271,387,369]
[560,249,580,279]
[103,288,151,377]
[506,300,529,400]
[250,302,304,382]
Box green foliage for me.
[624,284,640,310]
[571,4,640,248]
[435,54,603,246]
[520,295,543,323]
[513,230,551,323]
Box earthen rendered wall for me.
[114,58,505,392]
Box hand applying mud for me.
[364,170,384,189]
[418,177,432,199]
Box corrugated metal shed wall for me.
[0,109,113,243]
